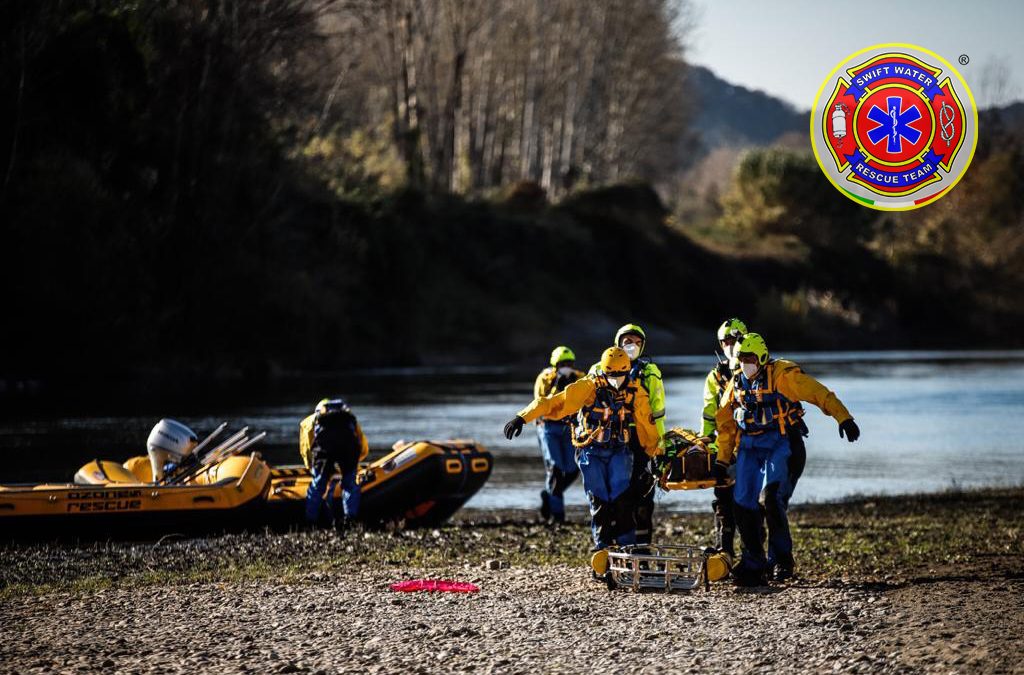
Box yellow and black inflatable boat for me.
[0,454,271,539]
[267,439,492,528]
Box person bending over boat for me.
[504,347,663,552]
[300,398,369,533]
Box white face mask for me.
[606,375,625,389]
[741,362,760,379]
[622,343,641,360]
[723,342,737,362]
[557,366,573,377]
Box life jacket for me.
[730,360,805,436]
[713,360,733,407]
[629,356,659,392]
[572,376,638,449]
[299,401,360,468]
[538,366,582,425]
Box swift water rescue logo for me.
[811,44,978,211]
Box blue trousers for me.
[537,422,580,519]
[306,463,360,524]
[733,431,792,572]
[578,444,635,548]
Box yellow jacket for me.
[700,363,732,438]
[517,376,663,457]
[298,414,370,469]
[715,360,852,464]
[533,366,586,420]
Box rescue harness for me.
[572,377,637,449]
[730,361,806,436]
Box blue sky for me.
[686,0,1023,110]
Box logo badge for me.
[811,44,978,211]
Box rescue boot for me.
[539,490,552,522]
[772,564,794,583]
[771,551,796,583]
[731,563,768,588]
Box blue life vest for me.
[573,378,638,449]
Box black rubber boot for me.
[539,490,552,522]
[732,563,768,587]
[712,485,736,557]
[732,502,768,585]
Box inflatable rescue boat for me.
[0,422,272,539]
[0,454,271,538]
[267,439,493,527]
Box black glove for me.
[712,460,729,484]
[503,415,525,440]
[839,418,860,442]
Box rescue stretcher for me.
[590,428,734,591]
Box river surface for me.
[2,351,1023,512]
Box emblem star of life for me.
[811,44,978,211]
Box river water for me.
[2,351,1023,512]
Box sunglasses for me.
[605,370,630,378]
[719,336,738,346]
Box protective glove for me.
[712,460,729,484]
[838,418,860,442]
[503,415,525,440]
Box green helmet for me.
[737,332,770,365]
[549,345,576,367]
[614,323,646,356]
[717,317,748,341]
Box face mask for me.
[622,344,641,360]
[606,376,625,389]
[723,342,737,362]
[557,366,573,377]
[741,362,760,379]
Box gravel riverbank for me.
[2,488,1022,674]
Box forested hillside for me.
[2,0,1022,386]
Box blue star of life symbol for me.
[866,96,922,154]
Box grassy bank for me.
[2,487,1021,600]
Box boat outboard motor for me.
[147,419,198,482]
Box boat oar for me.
[191,422,228,458]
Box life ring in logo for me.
[811,44,978,211]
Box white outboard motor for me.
[147,419,198,482]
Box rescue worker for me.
[533,346,585,523]
[590,324,666,546]
[699,318,748,559]
[715,333,860,585]
[301,398,369,533]
[504,347,663,551]
[702,319,813,559]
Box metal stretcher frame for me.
[604,544,710,592]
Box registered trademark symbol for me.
[958,54,970,66]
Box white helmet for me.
[146,419,198,459]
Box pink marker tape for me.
[390,579,480,593]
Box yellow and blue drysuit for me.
[590,356,665,544]
[701,360,809,556]
[533,365,585,521]
[715,360,851,575]
[518,374,662,549]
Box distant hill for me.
[689,65,808,153]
